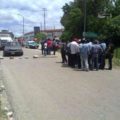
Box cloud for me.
[0,0,74,36]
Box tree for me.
[34,33,46,43]
[61,2,82,41]
[104,15,120,46]
[61,0,120,45]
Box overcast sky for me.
[0,0,73,36]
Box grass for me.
[113,57,120,67]
[114,48,120,59]
[113,48,120,67]
[0,102,4,120]
[0,98,7,120]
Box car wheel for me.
[3,52,7,57]
[20,52,23,56]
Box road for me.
[0,48,120,120]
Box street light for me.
[17,14,24,41]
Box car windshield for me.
[0,40,7,45]
[28,41,34,43]
[6,42,20,47]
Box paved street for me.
[0,48,120,120]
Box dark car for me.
[3,41,23,56]
[0,40,8,50]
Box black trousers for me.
[108,54,113,70]
[61,52,67,63]
[71,54,77,68]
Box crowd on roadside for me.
[60,38,114,71]
[41,38,61,56]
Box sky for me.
[0,0,74,36]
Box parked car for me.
[25,41,39,49]
[3,41,23,56]
[0,40,8,50]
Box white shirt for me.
[70,41,79,54]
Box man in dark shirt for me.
[106,43,114,70]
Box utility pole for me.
[40,22,42,31]
[42,8,47,31]
[23,17,24,40]
[17,14,24,41]
[83,0,87,37]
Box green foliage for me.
[34,33,46,43]
[61,3,83,41]
[114,48,120,59]
[60,31,72,41]
[61,0,120,45]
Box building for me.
[0,30,14,39]
[23,28,64,42]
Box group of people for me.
[60,38,114,71]
[41,39,58,56]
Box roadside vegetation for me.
[113,48,120,66]
[60,0,120,67]
[0,100,7,120]
[60,0,120,47]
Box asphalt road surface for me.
[0,48,120,120]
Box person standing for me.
[99,40,107,69]
[43,42,47,56]
[60,43,67,64]
[41,41,44,55]
[105,43,114,70]
[70,38,79,68]
[47,39,52,55]
[52,40,57,55]
[79,40,90,71]
[66,41,72,67]
[91,40,102,70]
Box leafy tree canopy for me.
[61,0,120,46]
[34,33,46,43]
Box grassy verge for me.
[113,57,120,67]
[114,48,120,59]
[113,48,120,67]
[0,100,7,120]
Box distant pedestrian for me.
[41,41,44,55]
[52,40,57,55]
[70,38,79,68]
[99,41,107,69]
[43,42,47,56]
[105,43,114,70]
[47,39,52,55]
[60,43,67,64]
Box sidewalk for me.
[0,65,13,120]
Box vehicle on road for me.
[3,41,23,56]
[0,30,14,50]
[25,41,39,49]
[0,40,8,50]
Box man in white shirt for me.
[69,38,79,68]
